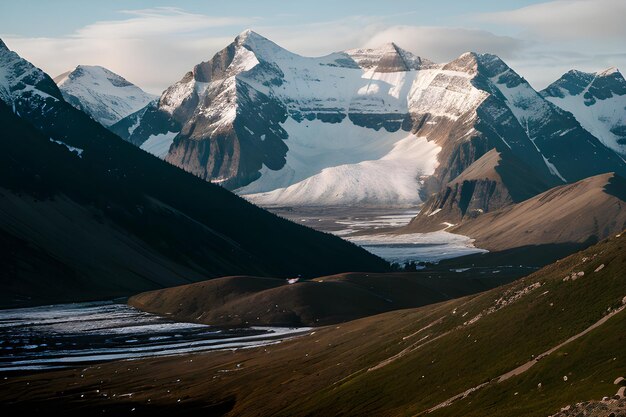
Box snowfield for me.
[230,33,493,206]
[140,131,178,158]
[243,130,440,206]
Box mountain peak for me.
[57,65,136,89]
[442,52,480,73]
[235,29,276,49]
[75,64,104,71]
[0,38,7,51]
[345,43,435,72]
[542,65,626,103]
[236,29,265,43]
[443,52,515,80]
[55,64,156,126]
[232,29,293,62]
[378,42,399,51]
[596,66,621,77]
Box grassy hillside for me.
[1,232,624,416]
[128,271,517,327]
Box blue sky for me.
[0,1,546,36]
[2,0,624,93]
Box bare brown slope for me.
[129,272,513,327]
[406,149,553,232]
[451,173,626,251]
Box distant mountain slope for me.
[406,149,554,231]
[0,39,388,307]
[408,55,626,231]
[108,30,626,210]
[541,67,626,157]
[3,231,625,417]
[447,173,626,250]
[54,65,156,126]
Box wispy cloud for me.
[363,26,527,62]
[75,7,254,39]
[470,0,626,88]
[250,15,528,63]
[2,4,624,94]
[474,0,626,41]
[2,7,253,94]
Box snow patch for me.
[545,90,626,157]
[139,131,178,158]
[49,138,83,157]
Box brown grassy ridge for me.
[128,270,516,327]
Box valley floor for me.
[268,206,487,265]
[0,302,308,373]
[0,233,623,416]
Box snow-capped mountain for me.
[110,30,626,209]
[54,65,156,127]
[0,38,67,125]
[541,67,626,157]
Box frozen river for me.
[269,206,487,265]
[0,302,309,373]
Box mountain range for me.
[2,31,625,302]
[1,28,626,417]
[94,30,626,217]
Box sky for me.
[1,0,625,94]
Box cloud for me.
[7,10,527,93]
[3,5,623,95]
[471,0,626,89]
[2,8,253,94]
[475,0,626,41]
[362,26,527,62]
[75,7,252,39]
[253,16,387,57]
[507,50,626,90]
[253,15,526,63]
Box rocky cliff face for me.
[407,53,626,231]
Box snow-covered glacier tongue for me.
[238,120,441,206]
